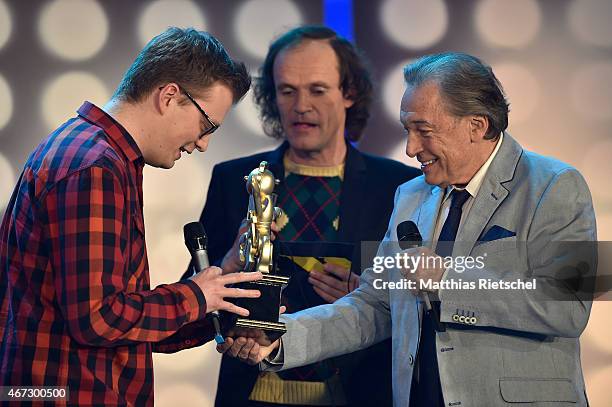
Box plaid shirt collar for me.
[77,101,143,164]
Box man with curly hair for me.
[197,26,420,406]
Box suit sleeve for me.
[439,168,597,337]
[266,187,404,371]
[46,166,209,347]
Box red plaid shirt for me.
[0,102,213,406]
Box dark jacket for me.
[203,142,420,407]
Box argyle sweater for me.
[249,155,347,405]
[276,155,343,242]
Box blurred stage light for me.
[234,89,266,137]
[595,213,612,241]
[476,0,541,49]
[143,156,207,214]
[41,71,109,132]
[38,0,108,61]
[570,61,612,121]
[568,0,612,48]
[0,73,12,131]
[147,230,192,287]
[391,141,420,171]
[0,0,12,50]
[155,383,209,407]
[234,0,303,59]
[581,140,612,202]
[380,0,447,50]
[382,59,411,121]
[492,62,539,125]
[324,0,353,42]
[584,361,612,407]
[138,0,207,47]
[584,301,612,353]
[153,339,211,373]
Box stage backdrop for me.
[0,1,610,406]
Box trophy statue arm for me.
[251,176,265,217]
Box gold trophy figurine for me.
[239,161,282,274]
[225,161,290,341]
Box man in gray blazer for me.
[219,52,597,407]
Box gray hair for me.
[403,52,509,140]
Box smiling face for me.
[400,81,494,187]
[273,40,354,163]
[145,81,233,169]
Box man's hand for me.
[308,263,359,303]
[216,331,280,366]
[220,220,280,274]
[219,220,249,274]
[216,305,286,364]
[400,246,445,295]
[189,266,262,316]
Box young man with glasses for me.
[0,27,257,406]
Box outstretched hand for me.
[216,330,281,365]
[216,305,286,365]
[189,266,262,316]
[308,263,359,303]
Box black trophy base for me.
[222,274,289,343]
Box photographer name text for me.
[372,278,537,291]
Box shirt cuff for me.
[260,339,284,371]
[173,280,208,323]
[432,266,452,301]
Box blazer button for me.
[452,314,459,322]
[469,317,477,325]
[458,315,466,324]
[408,354,414,365]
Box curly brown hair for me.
[254,25,373,142]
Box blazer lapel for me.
[454,133,523,257]
[264,141,288,180]
[455,178,508,258]
[416,186,444,247]
[337,142,366,243]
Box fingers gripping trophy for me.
[226,161,290,341]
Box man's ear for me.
[157,83,180,113]
[342,87,356,109]
[470,115,489,142]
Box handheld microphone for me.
[396,221,444,332]
[183,222,225,345]
[397,220,422,250]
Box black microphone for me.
[397,220,422,250]
[396,221,444,332]
[183,222,225,345]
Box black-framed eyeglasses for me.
[182,89,220,138]
[159,85,220,138]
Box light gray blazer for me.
[267,134,597,406]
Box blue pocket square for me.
[479,225,516,242]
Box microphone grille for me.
[397,220,422,250]
[183,222,207,251]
